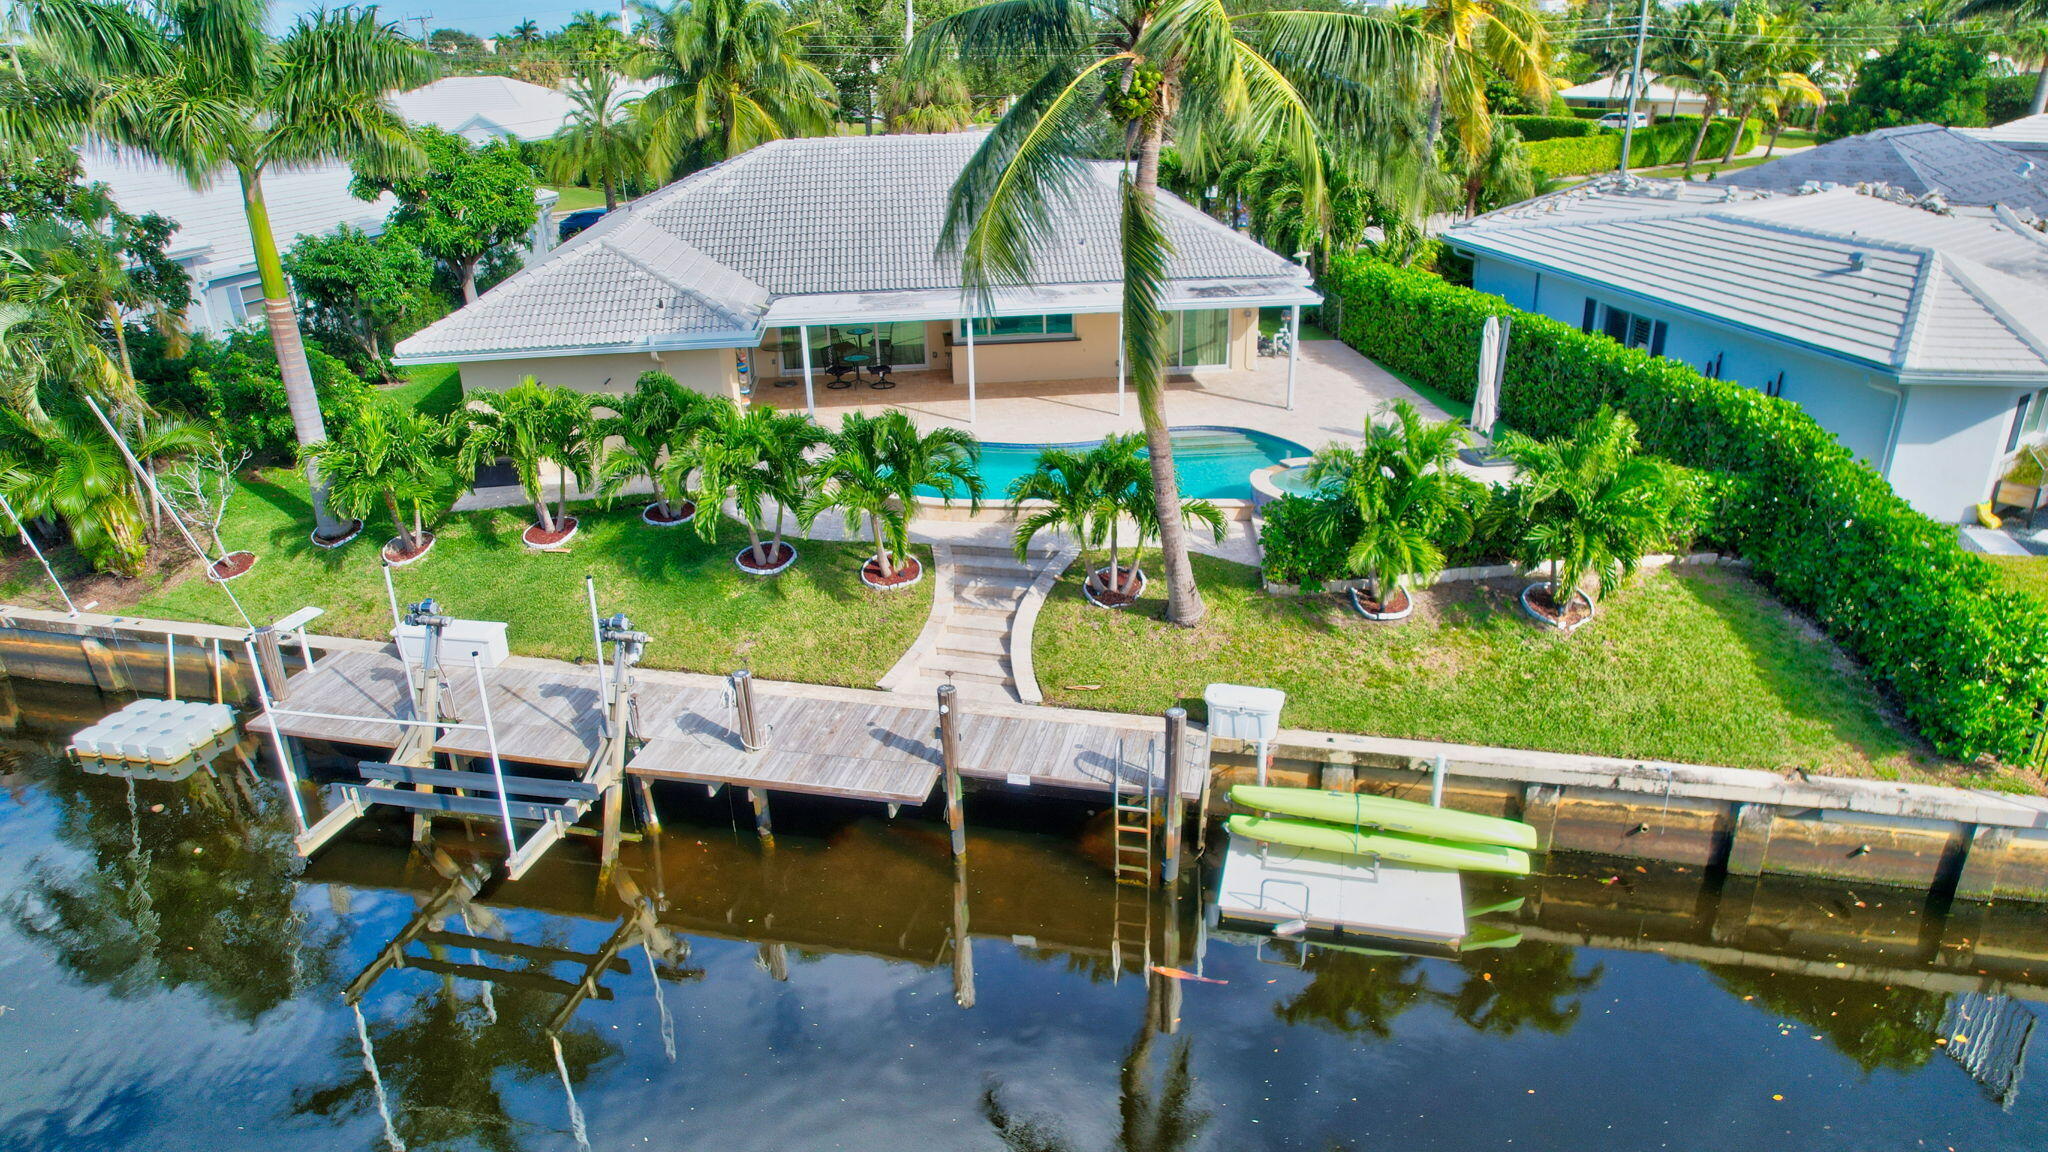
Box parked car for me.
[1597,111,1651,130]
[558,207,608,243]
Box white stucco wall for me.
[456,349,738,400]
[1890,386,2029,522]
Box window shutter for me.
[1650,321,1668,356]
[1581,298,1597,333]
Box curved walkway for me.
[880,542,1077,704]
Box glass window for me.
[230,279,267,323]
[777,322,927,369]
[1171,309,1230,368]
[956,314,1076,341]
[2024,388,2048,441]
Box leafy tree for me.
[546,64,645,212]
[301,400,449,556]
[132,328,375,461]
[283,224,443,381]
[1306,399,1480,612]
[685,400,828,567]
[1824,31,1993,139]
[7,0,437,541]
[449,377,589,534]
[428,27,485,55]
[1495,406,1682,618]
[595,371,719,521]
[802,409,981,578]
[628,0,838,179]
[355,127,539,304]
[912,0,1431,625]
[1646,1,1741,172]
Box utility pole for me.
[405,14,434,43]
[1618,0,1652,174]
[904,0,914,48]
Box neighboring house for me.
[393,133,1318,417]
[1559,72,1708,118]
[80,149,396,334]
[1445,177,2048,523]
[1966,113,2048,159]
[1720,124,2048,219]
[388,75,577,144]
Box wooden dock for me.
[254,647,1205,806]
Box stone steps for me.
[937,630,1009,657]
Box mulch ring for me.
[642,501,696,527]
[522,517,580,549]
[735,541,798,575]
[1083,565,1146,608]
[381,532,435,566]
[207,551,257,581]
[309,520,363,549]
[1521,582,1595,631]
[861,554,923,589]
[1349,585,1413,620]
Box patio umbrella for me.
[1472,315,1510,441]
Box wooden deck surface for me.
[258,650,1206,803]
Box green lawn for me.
[1634,153,1778,180]
[1259,306,1335,342]
[1381,364,1474,423]
[377,362,463,417]
[1991,556,2048,607]
[545,185,609,213]
[1034,556,1998,784]
[128,468,933,688]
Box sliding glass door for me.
[1170,309,1230,368]
[776,322,928,370]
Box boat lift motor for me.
[404,599,455,673]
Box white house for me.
[1445,177,2048,523]
[394,133,1320,421]
[1559,71,1708,118]
[80,149,396,334]
[388,75,578,144]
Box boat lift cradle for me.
[252,574,650,881]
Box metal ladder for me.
[1111,738,1156,887]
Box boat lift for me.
[251,574,654,881]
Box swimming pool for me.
[921,426,1312,502]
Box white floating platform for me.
[68,699,239,781]
[1215,830,1467,947]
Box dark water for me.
[1,678,2045,1152]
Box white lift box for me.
[1204,683,1286,744]
[396,618,510,669]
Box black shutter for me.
[1581,298,1597,333]
[1650,321,1668,357]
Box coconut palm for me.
[1713,8,1823,165]
[1400,0,1557,161]
[880,64,976,133]
[803,410,982,580]
[1306,399,1479,613]
[7,0,435,541]
[682,401,828,567]
[627,0,837,180]
[1494,406,1680,622]
[300,402,448,557]
[911,1,1430,625]
[596,371,717,522]
[1646,2,1739,174]
[449,378,588,535]
[547,63,645,212]
[505,19,544,51]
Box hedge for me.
[1503,115,1602,142]
[1523,117,1760,178]
[1318,256,2048,765]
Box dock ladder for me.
[1110,737,1157,887]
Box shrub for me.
[1523,117,1759,178]
[1503,115,1601,142]
[133,329,374,460]
[1260,494,1354,587]
[1317,256,2048,763]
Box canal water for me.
[1,678,2044,1151]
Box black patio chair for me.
[867,361,896,389]
[825,361,855,389]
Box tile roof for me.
[396,132,1314,362]
[1720,124,2048,217]
[1446,176,2048,381]
[388,76,576,143]
[1964,113,2048,156]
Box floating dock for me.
[1214,832,1468,947]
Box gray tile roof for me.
[1720,124,2048,217]
[1965,113,2048,156]
[397,132,1313,362]
[1446,176,2048,381]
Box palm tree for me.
[506,19,543,51]
[1646,2,1738,174]
[301,402,448,558]
[449,378,588,535]
[627,0,837,180]
[595,371,717,522]
[547,63,645,212]
[9,0,436,542]
[1306,399,1479,615]
[879,64,976,133]
[911,2,1430,625]
[682,401,827,568]
[1010,446,1116,594]
[1494,406,1681,625]
[1400,0,1557,161]
[802,410,982,580]
[0,411,148,576]
[1713,7,1822,165]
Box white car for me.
[1598,111,1651,129]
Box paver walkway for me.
[882,543,1076,704]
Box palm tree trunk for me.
[1765,121,1784,157]
[1718,101,1754,164]
[744,517,768,566]
[384,488,408,551]
[238,166,347,539]
[602,179,618,212]
[1424,82,1445,158]
[413,501,425,550]
[1133,119,1205,627]
[1682,97,1719,173]
[533,490,556,534]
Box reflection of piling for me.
[1161,708,1187,885]
[938,684,966,858]
[951,852,975,1008]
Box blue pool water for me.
[922,426,1311,502]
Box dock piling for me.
[749,787,773,843]
[731,670,763,751]
[252,627,288,700]
[937,684,966,858]
[1162,708,1187,884]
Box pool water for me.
[921,426,1311,502]
[1268,464,1325,497]
[3,678,2046,1151]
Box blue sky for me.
[271,0,621,37]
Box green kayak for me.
[1231,784,1540,851]
[1227,814,1533,876]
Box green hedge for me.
[1318,256,2048,765]
[1523,117,1761,177]
[1503,115,1602,142]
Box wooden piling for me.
[634,777,663,836]
[164,632,177,701]
[749,787,773,843]
[251,627,288,697]
[1161,708,1187,885]
[938,684,966,858]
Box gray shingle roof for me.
[396,132,1313,363]
[1720,124,2048,217]
[1964,113,2048,156]
[1446,176,2048,381]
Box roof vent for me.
[1848,251,1867,272]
